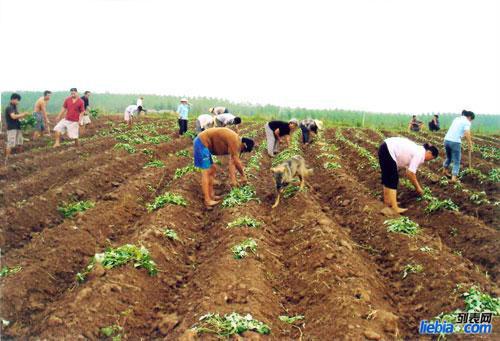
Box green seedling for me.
[221,185,259,208]
[184,131,197,140]
[468,191,490,205]
[175,149,190,157]
[282,185,306,199]
[58,200,95,218]
[231,239,257,259]
[142,149,154,156]
[89,108,99,119]
[163,228,179,241]
[323,161,341,170]
[100,325,123,340]
[279,315,304,324]
[144,160,165,168]
[147,192,187,211]
[418,187,459,213]
[193,312,270,337]
[384,217,420,236]
[402,264,423,279]
[114,143,136,154]
[0,265,22,278]
[174,164,199,179]
[227,216,262,228]
[76,244,157,282]
[487,168,499,183]
[419,246,434,253]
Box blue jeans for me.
[443,140,461,176]
[300,125,310,144]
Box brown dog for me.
[271,155,313,208]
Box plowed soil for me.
[1,116,498,340]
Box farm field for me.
[0,115,499,339]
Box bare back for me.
[34,97,46,112]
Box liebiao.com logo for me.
[419,312,493,335]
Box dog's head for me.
[271,166,288,191]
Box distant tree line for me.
[1,91,499,133]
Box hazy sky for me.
[0,0,499,114]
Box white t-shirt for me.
[216,113,236,126]
[385,137,425,174]
[444,116,471,143]
[136,98,143,107]
[125,105,138,115]
[197,114,215,129]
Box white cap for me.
[180,98,188,103]
[289,118,299,125]
[314,120,324,130]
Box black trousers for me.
[178,119,188,135]
[378,142,398,189]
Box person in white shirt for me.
[195,114,216,133]
[214,113,241,132]
[209,106,229,115]
[124,104,142,128]
[443,110,475,182]
[378,137,439,214]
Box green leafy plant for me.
[174,164,198,179]
[402,264,423,279]
[57,200,95,218]
[175,149,190,157]
[0,265,22,278]
[323,161,341,170]
[419,246,433,253]
[231,239,258,259]
[438,177,449,187]
[100,325,123,340]
[468,191,490,205]
[76,244,157,282]
[147,192,187,212]
[89,108,99,119]
[193,312,270,337]
[282,185,303,199]
[144,160,165,168]
[114,143,136,154]
[279,315,304,324]
[184,131,197,140]
[163,228,179,241]
[384,217,420,236]
[142,148,154,156]
[487,168,499,183]
[227,216,262,228]
[20,115,37,130]
[418,187,459,213]
[221,185,259,208]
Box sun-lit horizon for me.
[1,0,499,115]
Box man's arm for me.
[9,111,28,120]
[274,128,281,142]
[56,107,67,121]
[406,170,423,195]
[231,154,246,178]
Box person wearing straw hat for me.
[264,118,298,157]
[177,98,190,136]
[299,119,323,145]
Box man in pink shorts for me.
[53,88,85,147]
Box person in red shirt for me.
[53,88,85,147]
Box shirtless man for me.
[193,128,255,207]
[32,90,52,140]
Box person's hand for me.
[416,187,424,196]
[239,175,248,186]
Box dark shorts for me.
[378,142,398,189]
[33,112,44,131]
[193,137,213,169]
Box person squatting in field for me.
[209,106,229,115]
[264,119,299,157]
[299,118,323,144]
[408,115,423,132]
[177,98,190,135]
[378,137,439,214]
[32,90,52,140]
[124,104,143,128]
[442,110,475,183]
[53,88,86,148]
[428,114,440,132]
[4,93,29,158]
[193,128,255,207]
[79,91,92,133]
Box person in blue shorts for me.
[194,128,254,207]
